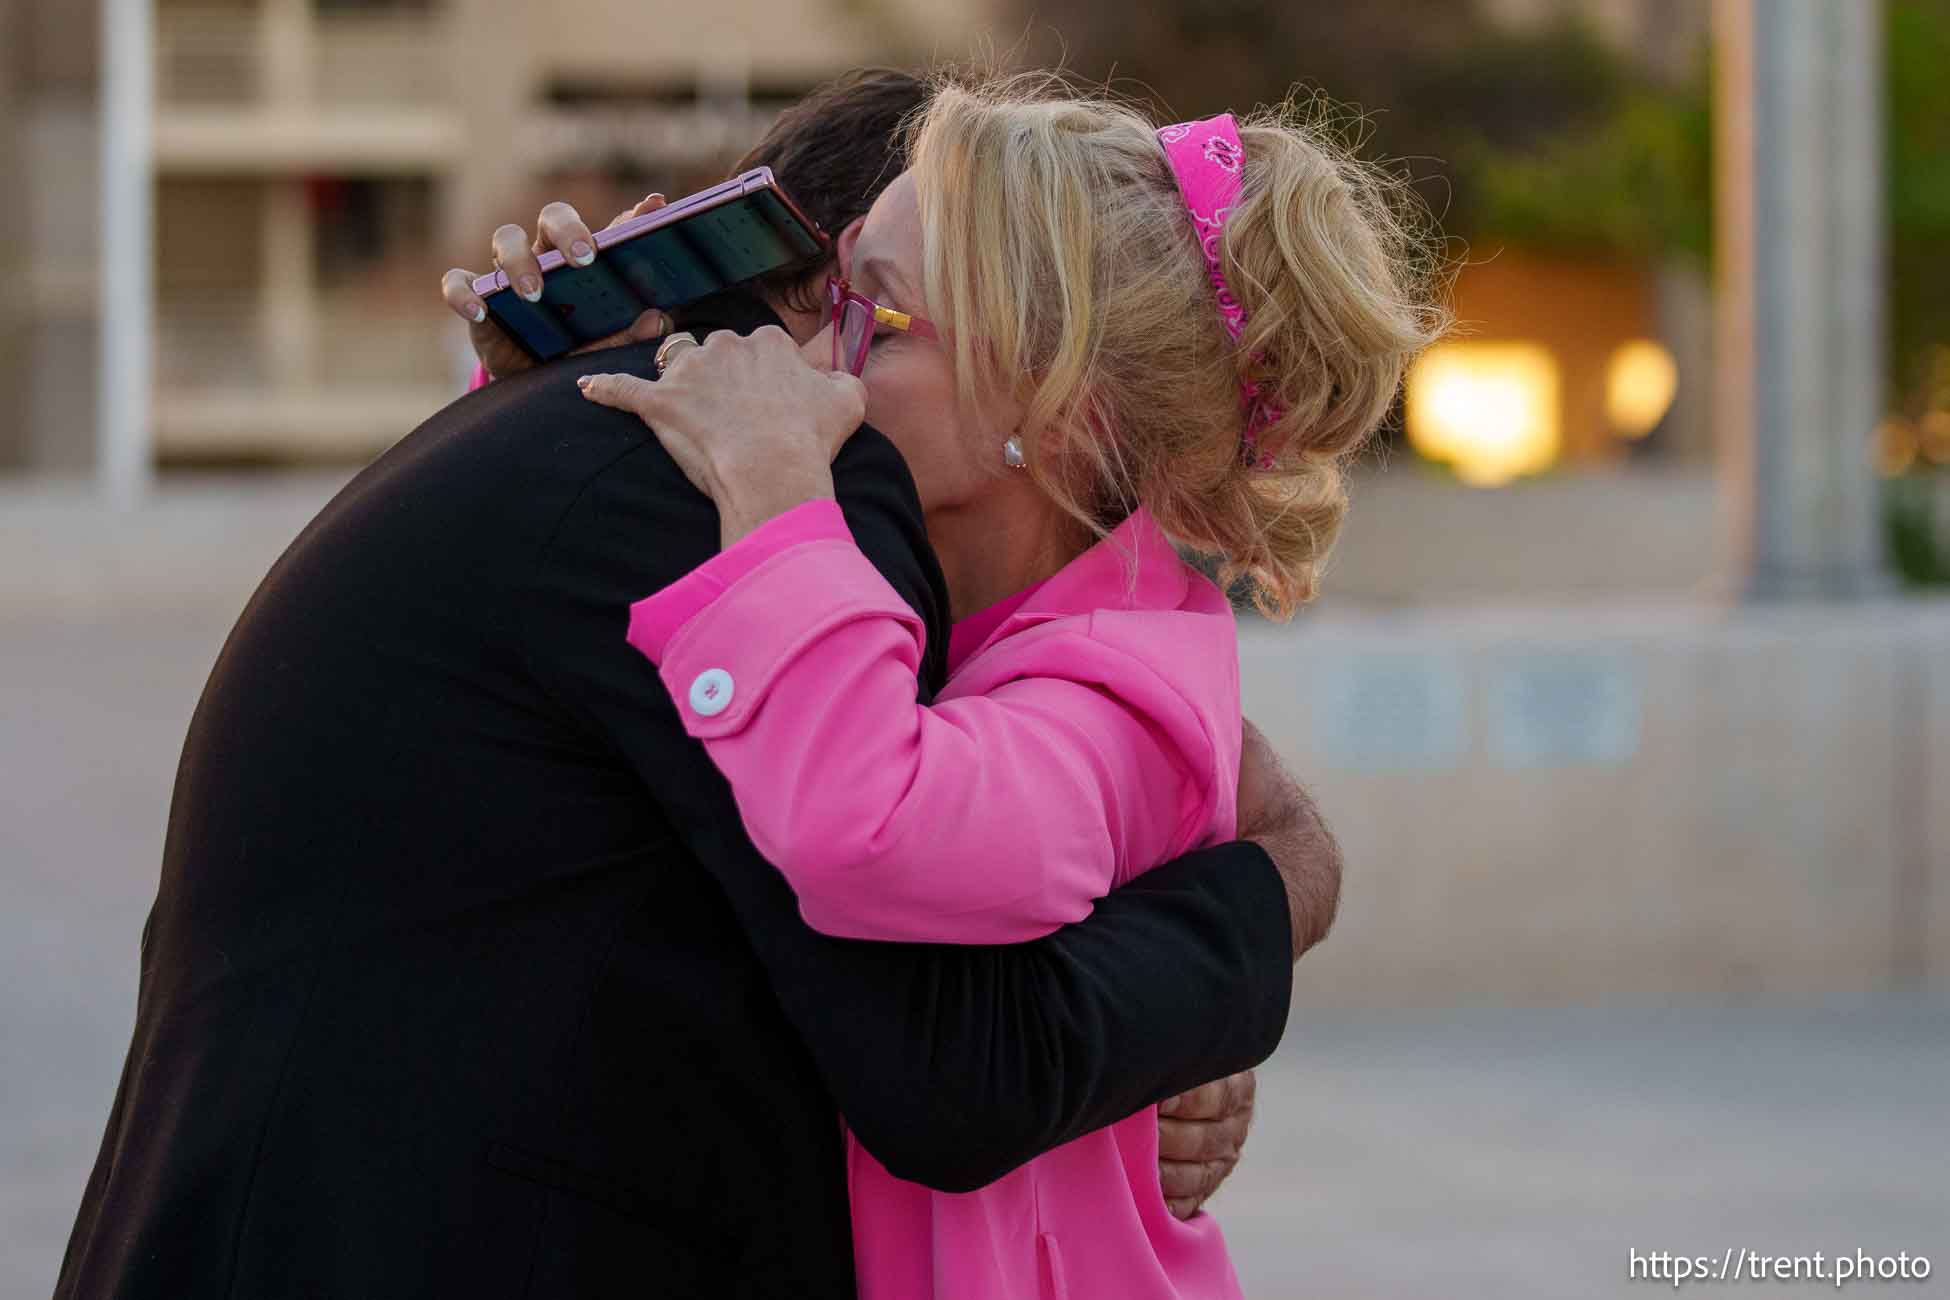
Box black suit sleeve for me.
[521,417,1293,1192]
[699,822,1293,1192]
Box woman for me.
[567,75,1446,1298]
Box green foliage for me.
[1361,15,1711,262]
[1458,70,1712,265]
[1883,1,1950,587]
[1882,345,1950,588]
[1887,0,1950,406]
[1398,16,1632,153]
[1884,476,1950,586]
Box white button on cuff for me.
[689,668,735,717]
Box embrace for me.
[57,68,1440,1300]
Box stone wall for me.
[1246,603,1950,1007]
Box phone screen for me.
[535,260,642,344]
[483,186,823,363]
[605,225,721,306]
[486,291,576,359]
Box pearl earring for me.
[1003,437,1025,469]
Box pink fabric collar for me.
[945,507,1197,676]
[947,579,1046,677]
[1156,113,1284,468]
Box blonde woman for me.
[580,74,1444,1300]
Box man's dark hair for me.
[734,68,928,312]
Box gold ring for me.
[654,331,700,375]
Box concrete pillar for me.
[263,180,318,394]
[98,0,154,504]
[0,0,26,469]
[1653,261,1715,465]
[1713,0,1888,599]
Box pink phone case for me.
[468,167,826,300]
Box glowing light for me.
[1875,418,1918,478]
[1406,342,1561,488]
[1605,340,1679,439]
[1921,409,1950,465]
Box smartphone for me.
[470,167,827,364]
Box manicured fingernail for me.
[518,275,543,302]
[468,301,487,323]
[570,241,594,267]
[576,375,593,391]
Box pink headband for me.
[1157,113,1284,468]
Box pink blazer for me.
[626,498,1245,1299]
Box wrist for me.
[712,453,835,547]
[1249,818,1340,963]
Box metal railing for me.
[157,9,451,109]
[154,11,261,104]
[157,299,453,392]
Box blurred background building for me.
[3,1,1947,1295]
[5,0,985,467]
[9,0,1947,582]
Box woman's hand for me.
[440,194,673,381]
[577,327,867,546]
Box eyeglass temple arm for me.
[873,304,938,339]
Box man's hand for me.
[1237,716,1340,961]
[1157,1069,1255,1220]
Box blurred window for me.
[312,177,434,290]
[158,179,265,301]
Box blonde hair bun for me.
[906,71,1451,617]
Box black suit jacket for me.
[55,295,1293,1300]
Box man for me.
[56,70,1341,1299]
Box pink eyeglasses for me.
[829,276,939,377]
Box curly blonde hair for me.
[904,72,1450,617]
